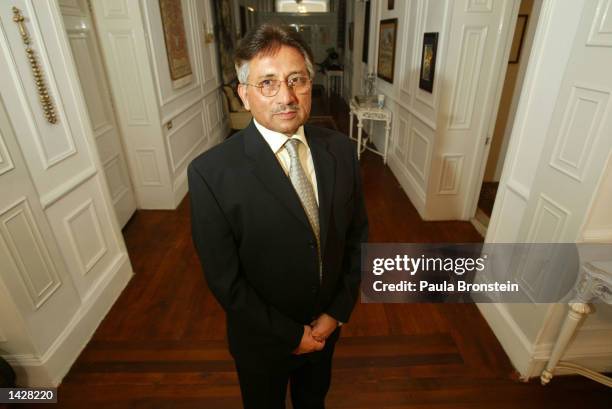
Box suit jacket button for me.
[309,241,316,248]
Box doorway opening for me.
[472,0,542,236]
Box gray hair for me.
[234,23,315,84]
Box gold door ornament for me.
[12,6,57,124]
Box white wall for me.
[379,0,449,216]
[91,0,227,210]
[351,0,612,379]
[362,1,521,221]
[480,0,612,379]
[581,155,612,243]
[0,0,132,386]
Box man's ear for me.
[237,84,250,111]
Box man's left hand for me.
[310,313,338,342]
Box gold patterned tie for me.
[284,139,322,281]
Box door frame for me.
[467,0,545,223]
[465,0,523,222]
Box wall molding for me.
[166,108,205,172]
[3,253,132,386]
[389,93,438,131]
[40,166,97,209]
[0,197,62,311]
[172,124,226,208]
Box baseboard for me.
[477,302,612,380]
[173,168,190,208]
[387,153,427,218]
[6,253,133,386]
[476,302,538,380]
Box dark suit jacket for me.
[188,120,368,368]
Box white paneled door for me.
[516,0,612,243]
[60,0,136,227]
[429,0,519,220]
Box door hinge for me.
[485,136,491,146]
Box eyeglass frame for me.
[240,75,313,97]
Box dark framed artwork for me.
[362,0,371,63]
[509,14,528,64]
[377,19,398,83]
[239,5,247,38]
[419,32,438,93]
[388,0,395,10]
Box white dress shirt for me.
[254,119,319,205]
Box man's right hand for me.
[292,325,325,355]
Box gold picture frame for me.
[377,19,398,83]
[159,0,193,88]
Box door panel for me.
[429,0,519,219]
[518,0,612,242]
[60,0,136,227]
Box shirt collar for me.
[253,118,308,155]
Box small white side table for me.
[348,97,392,164]
[325,70,343,98]
[540,261,612,388]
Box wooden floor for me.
[19,95,611,408]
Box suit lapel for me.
[305,125,335,258]
[244,121,311,230]
[243,121,336,255]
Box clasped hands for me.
[292,313,338,355]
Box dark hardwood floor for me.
[19,94,610,408]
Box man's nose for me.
[275,80,297,104]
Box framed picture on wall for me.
[377,19,398,83]
[388,0,395,10]
[159,0,193,89]
[419,32,438,93]
[509,14,528,63]
[239,5,247,38]
[362,0,371,64]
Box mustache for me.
[272,104,299,114]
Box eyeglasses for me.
[242,76,312,97]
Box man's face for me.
[237,45,312,135]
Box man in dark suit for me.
[188,23,368,409]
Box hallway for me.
[35,98,610,407]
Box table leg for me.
[540,302,591,385]
[357,119,363,160]
[349,111,354,141]
[384,121,391,165]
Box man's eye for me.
[260,79,274,87]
